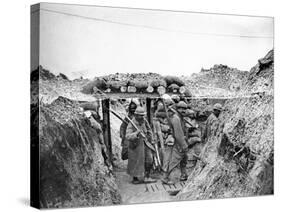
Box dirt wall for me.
[177,50,274,200]
[37,97,121,208]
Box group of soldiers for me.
[120,95,223,185]
[82,94,223,185]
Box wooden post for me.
[102,99,112,161]
[146,98,153,127]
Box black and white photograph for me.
[30,2,274,209]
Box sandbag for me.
[164,75,185,86]
[107,81,121,91]
[150,79,167,88]
[128,80,148,89]
[157,86,166,95]
[168,83,180,92]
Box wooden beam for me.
[102,99,112,161]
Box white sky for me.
[35,3,274,79]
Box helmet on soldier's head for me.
[134,106,146,116]
[213,103,223,111]
[161,94,175,107]
[177,101,188,109]
[161,94,172,101]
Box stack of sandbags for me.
[149,79,167,94]
[128,80,149,93]
[107,80,128,92]
[81,73,192,95]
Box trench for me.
[36,94,273,207]
[105,97,231,204]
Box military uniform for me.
[154,109,174,172]
[125,107,156,184]
[202,103,222,143]
[159,103,189,184]
[119,101,137,160]
[182,111,203,168]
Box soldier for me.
[179,89,192,105]
[83,102,112,171]
[119,100,137,160]
[161,100,189,185]
[177,101,203,171]
[202,103,223,142]
[154,101,174,171]
[175,101,195,180]
[126,106,157,184]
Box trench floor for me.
[114,167,190,204]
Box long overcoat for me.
[202,113,218,142]
[125,118,153,178]
[163,113,189,173]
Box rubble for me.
[184,64,248,97]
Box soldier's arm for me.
[171,115,188,151]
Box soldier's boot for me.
[180,167,188,181]
[132,177,143,184]
[161,172,174,185]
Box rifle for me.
[149,118,162,169]
[109,109,155,152]
[110,108,163,170]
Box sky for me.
[32,3,274,79]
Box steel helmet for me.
[213,103,223,111]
